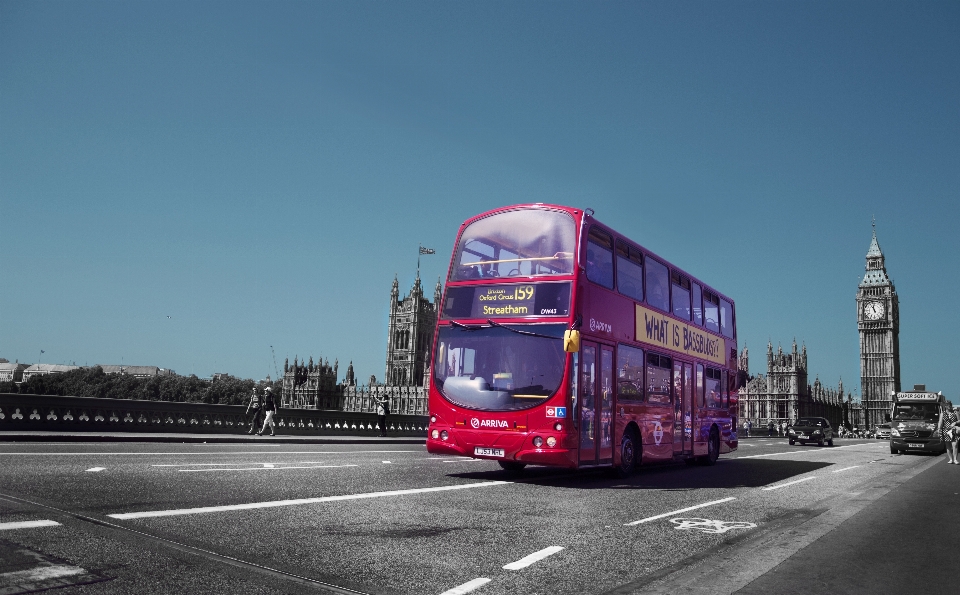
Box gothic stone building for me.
[280,274,441,415]
[857,226,900,429]
[738,341,862,431]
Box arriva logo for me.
[589,318,612,334]
[470,417,508,429]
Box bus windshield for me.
[450,208,576,281]
[434,323,566,411]
[893,404,939,421]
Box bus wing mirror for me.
[564,330,580,353]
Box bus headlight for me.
[533,436,544,448]
[546,436,557,448]
[440,430,449,441]
[431,429,439,439]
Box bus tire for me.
[699,427,720,466]
[497,461,526,472]
[615,428,639,477]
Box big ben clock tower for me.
[857,223,900,429]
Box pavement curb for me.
[0,432,426,445]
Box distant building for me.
[0,361,29,383]
[100,365,175,378]
[21,364,80,383]
[385,273,442,387]
[738,341,857,431]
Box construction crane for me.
[269,345,280,381]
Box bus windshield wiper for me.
[486,319,560,340]
[450,320,484,331]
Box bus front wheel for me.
[615,429,639,477]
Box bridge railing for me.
[0,393,428,437]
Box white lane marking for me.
[108,480,511,519]
[832,466,861,473]
[263,463,275,468]
[443,459,485,463]
[0,564,86,581]
[0,450,421,456]
[0,520,61,530]
[735,444,865,459]
[503,546,565,570]
[178,464,358,472]
[762,476,816,491]
[382,461,392,464]
[438,577,491,595]
[152,461,327,467]
[624,497,736,526]
[86,467,106,472]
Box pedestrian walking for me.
[940,405,959,464]
[768,420,775,437]
[245,388,262,435]
[376,396,388,437]
[258,387,277,436]
[746,420,752,438]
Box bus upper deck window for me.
[585,227,614,289]
[691,283,703,326]
[720,299,734,339]
[616,241,643,302]
[671,271,691,321]
[645,258,670,313]
[704,291,720,333]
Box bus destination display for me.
[442,282,571,319]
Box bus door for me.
[579,341,614,465]
[673,361,694,454]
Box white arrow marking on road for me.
[625,497,736,526]
[0,520,61,530]
[761,476,816,490]
[503,546,565,570]
[86,467,106,472]
[108,480,511,519]
[438,577,491,595]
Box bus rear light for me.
[546,436,557,448]
[532,436,544,448]
[440,430,449,441]
[554,423,563,431]
[431,429,440,439]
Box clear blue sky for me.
[2,1,957,399]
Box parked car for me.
[788,417,834,446]
[875,423,892,439]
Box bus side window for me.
[691,283,703,326]
[616,344,644,402]
[696,364,705,408]
[705,367,721,408]
[719,299,734,339]
[671,271,691,321]
[616,241,643,302]
[586,227,614,289]
[703,291,720,333]
[645,258,670,312]
[646,353,672,405]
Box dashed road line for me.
[503,546,564,570]
[108,480,511,519]
[438,577,491,595]
[624,497,736,526]
[0,520,61,530]
[152,462,327,466]
[761,476,816,491]
[831,466,861,473]
[178,464,358,472]
[86,467,106,472]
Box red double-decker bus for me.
[426,204,739,475]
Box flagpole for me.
[417,243,421,278]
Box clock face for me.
[864,301,885,320]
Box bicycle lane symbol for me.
[670,518,757,534]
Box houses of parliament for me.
[739,225,901,431]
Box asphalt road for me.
[0,437,949,595]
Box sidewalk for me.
[0,430,426,445]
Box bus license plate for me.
[474,447,504,458]
[908,443,923,449]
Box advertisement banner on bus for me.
[635,304,726,366]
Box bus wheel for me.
[498,460,526,472]
[699,428,720,466]
[615,429,639,477]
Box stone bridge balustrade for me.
[0,393,428,437]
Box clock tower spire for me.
[856,222,900,430]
